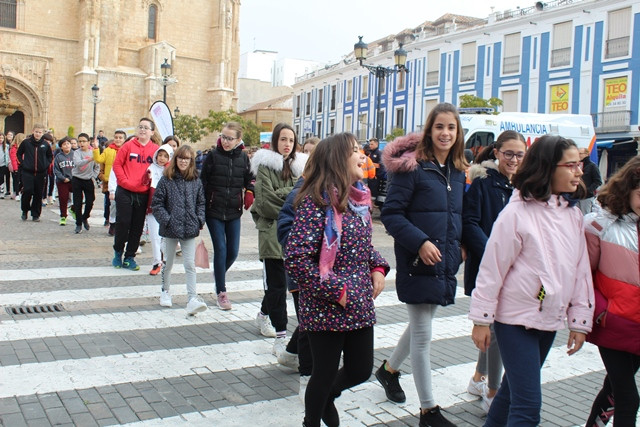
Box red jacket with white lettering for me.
[112,138,158,193]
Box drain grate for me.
[5,304,64,315]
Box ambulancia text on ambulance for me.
[461,110,596,160]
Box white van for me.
[461,112,596,157]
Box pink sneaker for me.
[216,292,232,310]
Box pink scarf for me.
[318,182,371,282]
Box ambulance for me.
[461,111,597,158]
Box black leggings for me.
[304,327,373,427]
[260,258,288,332]
[72,177,95,225]
[586,346,640,427]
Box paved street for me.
[0,192,636,426]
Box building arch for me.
[3,76,45,132]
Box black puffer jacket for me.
[151,171,205,239]
[200,142,254,221]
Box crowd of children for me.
[4,106,640,426]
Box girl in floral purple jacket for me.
[284,133,389,427]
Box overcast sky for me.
[239,0,528,63]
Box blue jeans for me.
[205,217,241,294]
[485,322,556,427]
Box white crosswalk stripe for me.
[0,262,615,426]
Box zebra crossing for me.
[0,258,619,427]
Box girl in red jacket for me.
[584,156,640,427]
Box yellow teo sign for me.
[550,84,569,113]
[604,76,628,108]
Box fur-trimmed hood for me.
[382,132,423,174]
[250,148,308,177]
[468,160,498,182]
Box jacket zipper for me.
[423,162,451,191]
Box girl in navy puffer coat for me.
[151,146,207,316]
[378,103,467,427]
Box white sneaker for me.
[186,297,207,316]
[160,290,172,307]
[272,336,287,356]
[277,349,299,370]
[15,194,21,201]
[136,246,142,254]
[481,391,495,414]
[467,376,486,396]
[255,312,276,337]
[299,375,310,404]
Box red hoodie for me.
[112,138,158,193]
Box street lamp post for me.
[160,58,172,103]
[174,106,180,117]
[354,36,408,140]
[91,84,100,138]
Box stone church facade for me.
[0,0,239,140]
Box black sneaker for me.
[75,225,83,234]
[375,360,406,403]
[419,406,457,427]
[32,216,40,222]
[83,219,90,230]
[21,212,27,221]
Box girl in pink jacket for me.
[469,135,594,426]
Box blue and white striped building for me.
[292,0,638,166]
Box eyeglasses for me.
[138,125,152,131]
[220,134,236,142]
[556,162,584,172]
[499,150,525,161]
[78,139,88,143]
[177,157,192,162]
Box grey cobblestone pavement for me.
[0,193,637,426]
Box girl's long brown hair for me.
[597,155,640,216]
[415,102,468,171]
[271,123,298,181]
[165,145,198,181]
[294,133,358,213]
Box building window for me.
[329,118,335,135]
[316,119,322,137]
[305,93,311,116]
[395,108,405,130]
[345,115,352,133]
[426,49,439,86]
[606,7,631,59]
[503,32,521,74]
[396,71,405,91]
[295,95,301,117]
[148,4,158,40]
[358,113,368,140]
[551,21,572,67]
[346,80,353,102]
[361,75,368,98]
[330,85,336,111]
[422,99,438,131]
[502,89,519,112]
[460,42,476,82]
[0,0,16,28]
[317,88,323,113]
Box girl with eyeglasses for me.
[462,130,526,413]
[151,145,208,316]
[469,135,594,426]
[584,156,640,427]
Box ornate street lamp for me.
[174,106,180,117]
[353,36,409,140]
[91,84,100,138]
[160,58,173,103]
